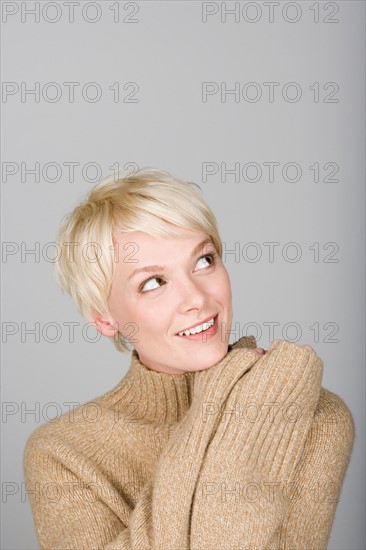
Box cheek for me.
[108,288,138,329]
[133,300,170,332]
[214,267,232,302]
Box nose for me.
[177,274,208,313]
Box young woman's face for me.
[105,226,233,374]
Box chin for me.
[195,346,229,372]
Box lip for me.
[175,313,218,335]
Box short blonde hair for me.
[54,167,223,352]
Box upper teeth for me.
[178,317,215,336]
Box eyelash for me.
[138,252,218,294]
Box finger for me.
[253,348,266,355]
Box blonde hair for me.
[54,167,223,352]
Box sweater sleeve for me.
[188,349,354,550]
[187,340,325,550]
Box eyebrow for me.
[128,238,215,281]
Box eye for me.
[139,276,166,293]
[195,252,217,270]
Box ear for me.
[93,314,119,337]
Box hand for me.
[253,340,315,356]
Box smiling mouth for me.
[175,314,218,337]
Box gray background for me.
[1,1,365,548]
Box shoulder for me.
[305,387,355,462]
[289,387,356,509]
[23,382,131,476]
[315,388,354,431]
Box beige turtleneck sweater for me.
[24,336,355,549]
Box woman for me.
[24,168,355,549]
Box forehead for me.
[112,229,214,275]
[113,227,211,251]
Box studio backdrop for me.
[1,1,365,549]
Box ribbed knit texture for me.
[23,336,355,549]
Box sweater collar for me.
[112,335,257,425]
[113,349,195,424]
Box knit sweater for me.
[24,336,355,550]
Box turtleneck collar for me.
[108,336,257,425]
[109,349,195,424]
